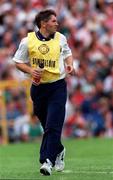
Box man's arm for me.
[65,55,75,75]
[15,62,43,82]
[60,34,75,75]
[15,62,32,74]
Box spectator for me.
[0,0,113,140]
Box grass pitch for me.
[0,138,113,180]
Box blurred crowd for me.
[0,0,113,142]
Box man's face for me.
[44,15,58,34]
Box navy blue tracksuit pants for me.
[30,79,67,165]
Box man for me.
[13,9,74,176]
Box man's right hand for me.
[31,68,44,85]
[15,63,43,85]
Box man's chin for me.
[54,29,57,33]
[50,30,56,34]
[53,28,57,33]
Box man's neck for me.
[36,29,55,41]
[39,29,50,38]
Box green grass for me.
[0,138,113,180]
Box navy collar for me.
[35,31,55,41]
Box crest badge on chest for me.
[38,44,50,55]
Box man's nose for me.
[55,22,58,26]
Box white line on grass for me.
[63,170,113,174]
[2,178,40,180]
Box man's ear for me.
[41,21,46,28]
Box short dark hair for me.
[35,9,57,29]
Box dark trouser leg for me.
[30,84,47,130]
[33,102,47,130]
[30,80,67,165]
[40,81,67,165]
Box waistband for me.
[32,78,65,87]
